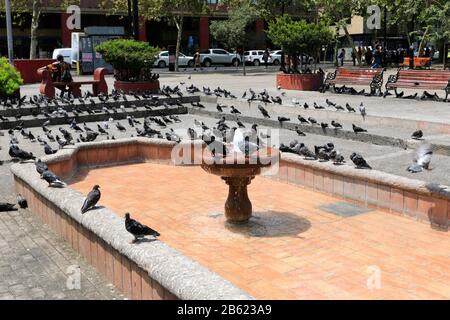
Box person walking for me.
[351,50,356,66]
[338,48,345,67]
[372,46,382,68]
[262,49,270,69]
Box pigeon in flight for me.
[350,153,372,169]
[407,144,433,173]
[81,185,101,214]
[125,213,160,243]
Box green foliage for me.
[267,15,333,55]
[0,57,23,96]
[95,39,160,82]
[210,2,260,50]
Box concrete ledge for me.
[275,153,449,230]
[10,139,253,300]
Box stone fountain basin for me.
[201,148,280,223]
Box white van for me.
[52,48,72,66]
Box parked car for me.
[270,50,314,65]
[199,49,241,67]
[153,51,195,68]
[52,48,72,67]
[244,50,272,66]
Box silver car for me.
[154,51,195,68]
[200,49,242,67]
[270,50,314,65]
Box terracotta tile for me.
[76,149,88,166]
[295,166,305,185]
[120,256,131,299]
[417,196,433,222]
[287,165,296,184]
[152,280,164,300]
[333,174,344,197]
[131,262,142,300]
[377,185,391,209]
[278,161,288,182]
[404,191,418,218]
[304,168,314,188]
[430,198,448,229]
[313,170,324,191]
[141,272,154,300]
[390,188,404,214]
[343,177,355,199]
[323,172,333,194]
[104,245,114,285]
[112,249,123,291]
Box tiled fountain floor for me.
[69,163,450,300]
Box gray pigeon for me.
[81,185,101,213]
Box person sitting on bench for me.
[39,55,73,97]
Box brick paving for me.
[70,163,450,300]
[0,165,125,300]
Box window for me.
[161,52,169,57]
[213,49,228,55]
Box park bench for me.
[38,67,108,99]
[385,69,450,101]
[402,57,432,69]
[321,67,384,95]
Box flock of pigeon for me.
[0,80,435,228]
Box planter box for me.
[0,88,20,100]
[114,80,160,94]
[276,73,324,91]
[14,59,56,84]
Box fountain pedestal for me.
[222,176,254,223]
[201,149,279,223]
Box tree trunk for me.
[174,16,184,72]
[343,25,361,66]
[30,0,41,59]
[418,26,429,57]
[242,46,246,76]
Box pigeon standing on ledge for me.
[125,213,160,243]
[81,185,101,214]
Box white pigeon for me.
[407,144,433,173]
[359,102,366,121]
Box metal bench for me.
[322,67,384,95]
[38,67,108,98]
[385,69,450,101]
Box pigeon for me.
[298,115,309,124]
[44,142,57,155]
[308,117,317,125]
[350,152,372,169]
[0,202,16,212]
[125,213,160,243]
[205,136,228,157]
[278,116,290,125]
[116,122,126,132]
[41,170,65,188]
[35,159,48,174]
[17,194,28,209]
[321,122,329,130]
[411,130,423,140]
[331,120,343,129]
[325,99,336,107]
[352,124,368,134]
[230,106,241,114]
[407,144,433,173]
[9,145,36,161]
[346,103,356,112]
[295,126,306,136]
[81,185,101,214]
[359,103,366,120]
[258,105,270,118]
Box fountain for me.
[201,133,279,223]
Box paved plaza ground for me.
[1,67,449,299]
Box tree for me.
[373,0,449,63]
[0,0,77,59]
[209,2,259,75]
[318,0,366,66]
[266,15,333,72]
[106,0,208,71]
